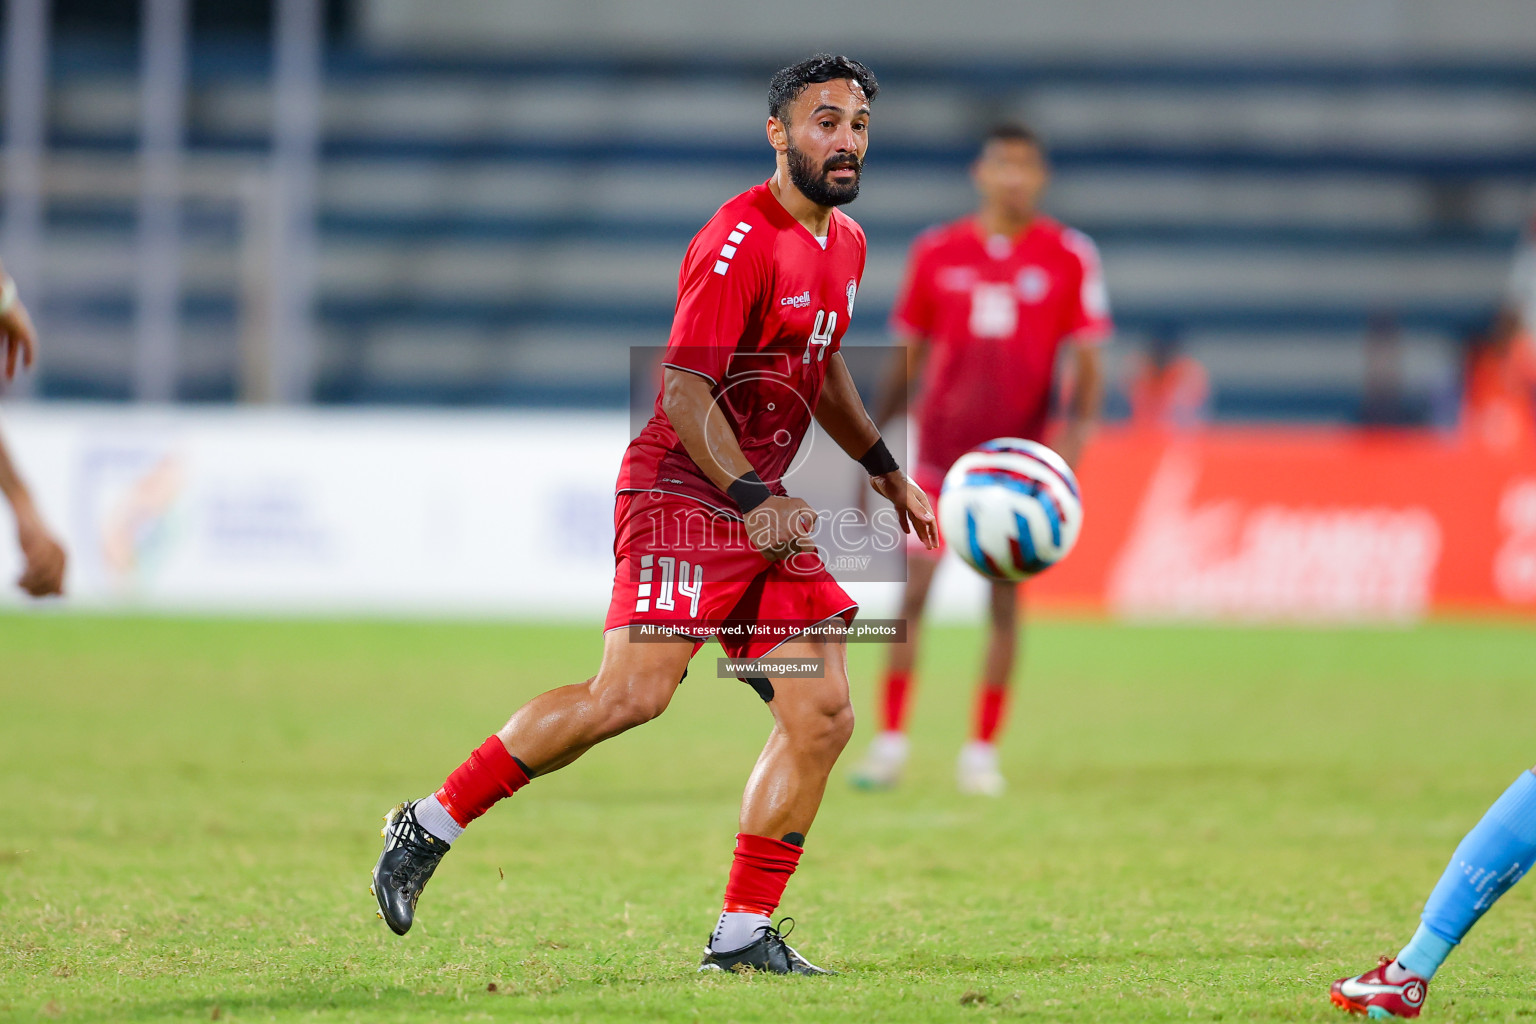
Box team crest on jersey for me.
[1015,266,1050,303]
[846,279,858,315]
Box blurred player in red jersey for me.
[1460,212,1536,450]
[1127,328,1209,433]
[0,259,67,597]
[371,55,936,975]
[851,123,1109,796]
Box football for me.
[937,438,1084,581]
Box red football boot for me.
[1330,957,1429,1019]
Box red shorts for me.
[604,490,858,661]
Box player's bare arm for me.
[0,259,38,381]
[661,366,815,561]
[0,427,65,597]
[1052,342,1105,469]
[814,352,937,549]
[0,261,65,597]
[873,332,928,429]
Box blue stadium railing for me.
[18,39,1535,415]
[44,202,1522,253]
[45,38,1536,90]
[47,129,1536,179]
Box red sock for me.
[973,682,1009,744]
[722,833,803,915]
[435,736,531,827]
[880,670,912,733]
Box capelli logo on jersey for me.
[780,291,812,309]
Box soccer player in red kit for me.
[851,123,1109,796]
[371,54,937,974]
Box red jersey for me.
[618,181,867,515]
[891,215,1111,483]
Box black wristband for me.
[727,471,773,514]
[857,438,900,477]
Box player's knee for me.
[596,693,666,732]
[798,696,854,754]
[591,672,674,731]
[827,700,856,750]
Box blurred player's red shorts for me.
[604,490,857,660]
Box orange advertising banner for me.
[1030,429,1536,620]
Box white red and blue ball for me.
[937,438,1083,581]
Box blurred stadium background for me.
[2,0,1536,620]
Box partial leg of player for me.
[373,627,852,974]
[854,563,1021,796]
[957,579,1019,797]
[700,635,851,975]
[371,629,693,935]
[1330,768,1536,1019]
[851,553,938,789]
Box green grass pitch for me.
[3,614,1536,1022]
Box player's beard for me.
[787,143,862,207]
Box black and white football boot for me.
[697,918,836,975]
[370,800,450,935]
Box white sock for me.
[711,911,771,952]
[960,740,998,765]
[412,794,465,844]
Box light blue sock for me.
[1395,922,1454,980]
[1396,770,1536,980]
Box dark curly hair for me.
[768,53,879,123]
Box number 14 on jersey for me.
[804,310,837,364]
